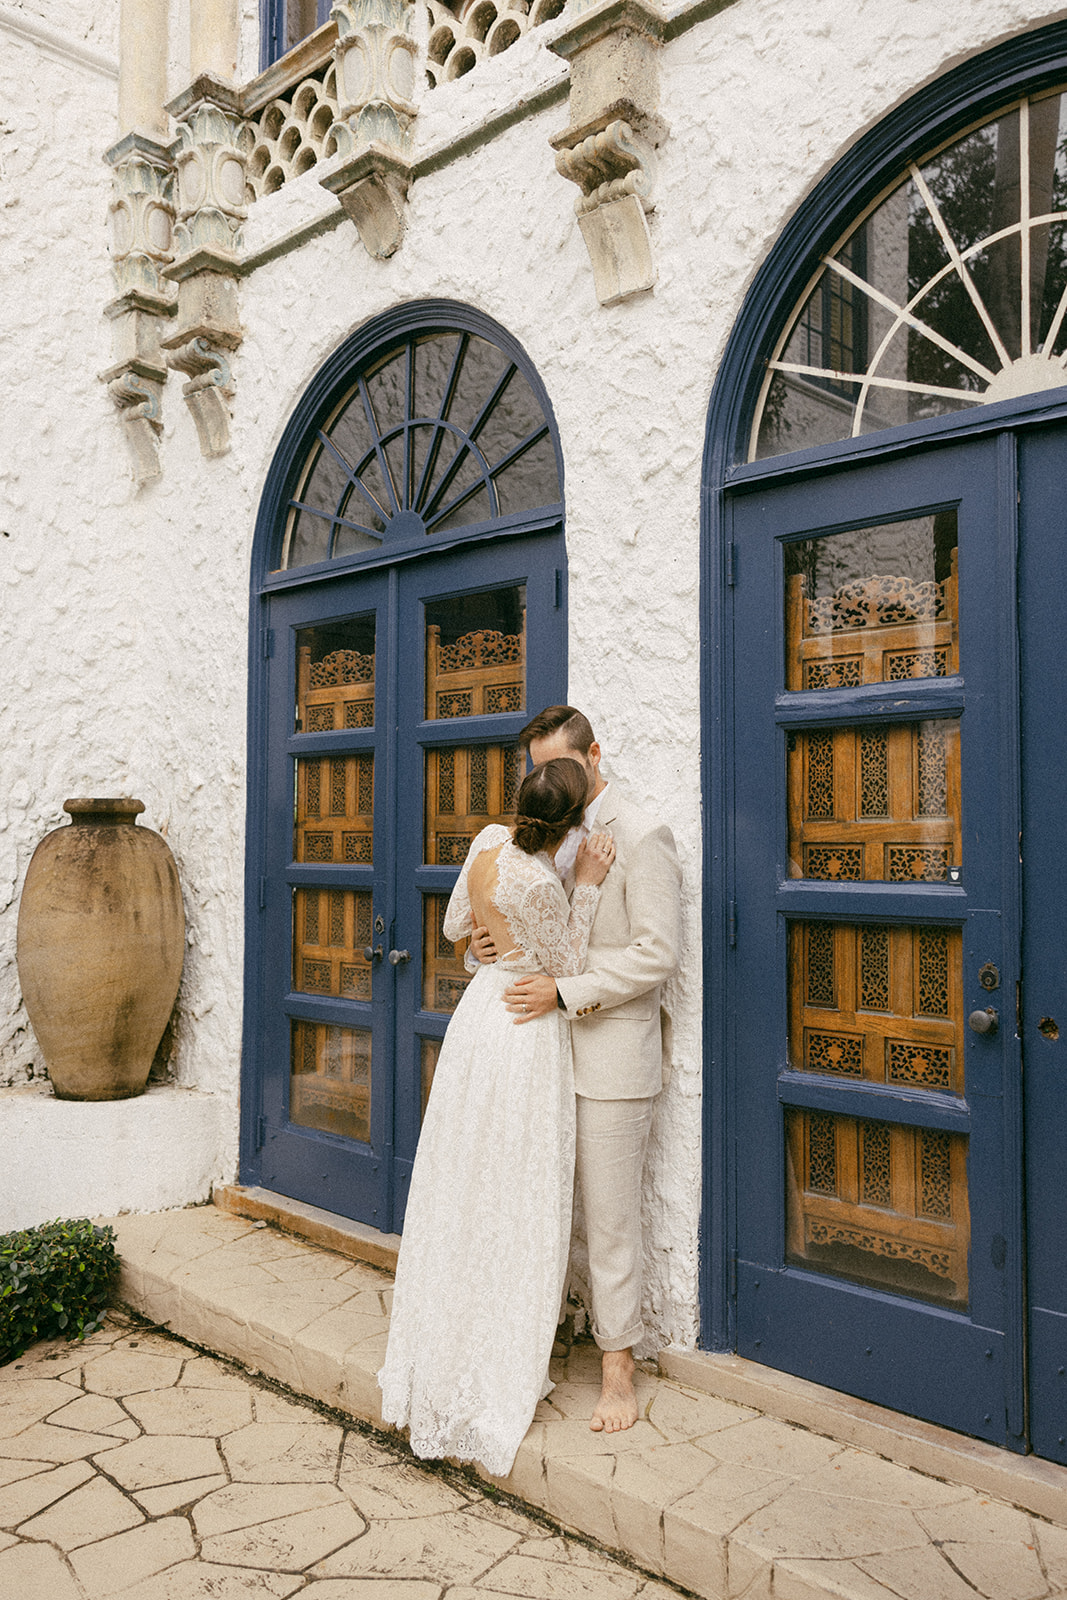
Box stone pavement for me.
[0,1308,679,1600]
[96,1205,1067,1600]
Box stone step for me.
[108,1205,1067,1600]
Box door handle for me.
[363,945,383,962]
[969,1007,998,1035]
[388,948,411,965]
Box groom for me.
[479,706,681,1434]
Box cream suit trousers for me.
[576,1094,655,1351]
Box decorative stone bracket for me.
[549,0,666,306]
[320,0,418,257]
[161,75,247,458]
[101,134,177,486]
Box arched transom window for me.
[281,328,561,569]
[754,91,1067,459]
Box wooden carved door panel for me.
[729,437,1023,1447]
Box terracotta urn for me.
[16,799,185,1100]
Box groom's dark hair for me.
[519,705,595,754]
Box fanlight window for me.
[281,330,560,569]
[754,91,1067,459]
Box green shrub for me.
[0,1218,117,1363]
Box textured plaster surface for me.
[101,1208,1067,1600]
[6,0,1067,1350]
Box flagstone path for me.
[0,1310,680,1600]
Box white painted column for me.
[190,0,240,81]
[118,0,169,138]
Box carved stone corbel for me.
[161,75,247,457]
[549,0,666,306]
[165,335,235,459]
[101,134,176,485]
[321,0,418,258]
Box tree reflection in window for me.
[282,331,561,569]
[754,93,1067,459]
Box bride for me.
[379,756,615,1477]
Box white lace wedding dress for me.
[378,823,601,1477]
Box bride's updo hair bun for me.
[513,757,588,855]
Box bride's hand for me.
[575,832,615,885]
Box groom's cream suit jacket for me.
[555,784,681,1100]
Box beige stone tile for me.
[636,1583,689,1600]
[556,1347,604,1386]
[1033,1520,1067,1591]
[301,1583,443,1599]
[18,1472,144,1549]
[82,1349,184,1397]
[0,1420,124,1462]
[0,1456,53,1486]
[608,1445,717,1572]
[915,1494,1035,1546]
[338,1438,472,1520]
[299,1307,390,1355]
[123,1385,254,1437]
[117,1558,305,1598]
[544,1453,616,1549]
[0,1538,87,1600]
[201,1501,369,1570]
[99,1433,227,1490]
[695,1415,842,1476]
[0,1376,85,1436]
[240,1282,376,1342]
[462,1501,545,1538]
[542,1384,604,1422]
[492,1426,549,1508]
[111,1333,188,1357]
[223,1420,345,1482]
[335,1262,395,1293]
[731,1488,926,1562]
[342,1352,386,1426]
[0,1457,94,1525]
[336,1432,400,1475]
[725,1539,773,1600]
[70,1515,197,1596]
[261,1252,356,1284]
[313,1509,522,1584]
[645,1384,757,1444]
[476,1553,641,1599]
[772,1558,903,1600]
[179,1356,249,1391]
[46,1391,136,1435]
[171,1259,281,1293]
[132,1473,230,1515]
[194,1480,349,1537]
[857,1543,1007,1599]
[801,1449,973,1509]
[252,1388,323,1426]
[0,1529,16,1551]
[540,1418,659,1458]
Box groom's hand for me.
[504,974,558,1023]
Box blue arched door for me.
[243,306,566,1235]
[704,27,1067,1458]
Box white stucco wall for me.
[4,0,1067,1337]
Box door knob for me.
[969,1007,998,1035]
[388,948,411,965]
[363,945,383,962]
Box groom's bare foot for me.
[590,1348,638,1433]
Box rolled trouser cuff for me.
[592,1320,643,1352]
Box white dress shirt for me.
[552,785,608,881]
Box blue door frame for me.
[244,529,565,1236]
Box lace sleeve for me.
[442,824,510,945]
[515,878,601,979]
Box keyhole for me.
[1039,1017,1060,1041]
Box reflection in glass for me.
[279,330,560,568]
[787,720,961,882]
[784,512,958,690]
[296,616,375,733]
[788,921,963,1094]
[424,586,525,721]
[785,1107,969,1306]
[293,888,374,999]
[291,1020,371,1143]
[755,91,1067,459]
[423,893,470,1013]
